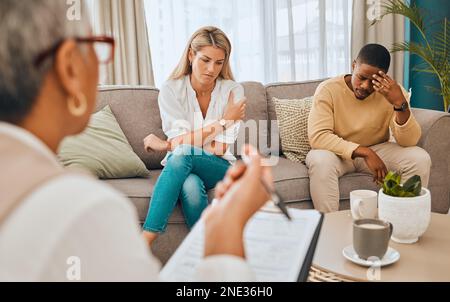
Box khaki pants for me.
[306,142,432,213]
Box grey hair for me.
[0,0,91,124]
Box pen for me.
[242,155,292,221]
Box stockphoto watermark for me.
[67,0,81,21]
[66,256,82,281]
[366,257,382,281]
[366,0,382,22]
[164,119,282,166]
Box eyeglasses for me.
[34,36,115,68]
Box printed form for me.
[161,209,322,282]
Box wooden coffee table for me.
[309,211,450,282]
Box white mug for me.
[350,190,378,220]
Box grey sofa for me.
[96,80,450,264]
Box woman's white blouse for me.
[158,75,245,165]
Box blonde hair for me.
[170,26,235,81]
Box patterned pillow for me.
[273,97,313,164]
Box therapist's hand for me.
[203,145,272,258]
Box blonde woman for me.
[143,27,247,246]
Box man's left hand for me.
[372,71,406,108]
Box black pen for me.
[242,155,292,221]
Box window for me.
[144,0,352,87]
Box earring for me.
[67,93,88,117]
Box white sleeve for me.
[215,83,245,144]
[194,255,256,282]
[40,192,161,282]
[159,83,191,140]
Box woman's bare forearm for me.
[169,121,229,151]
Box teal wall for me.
[407,0,450,112]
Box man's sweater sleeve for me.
[390,87,422,147]
[308,86,360,160]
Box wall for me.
[406,0,450,112]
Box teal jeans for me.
[143,145,231,233]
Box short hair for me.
[356,44,391,72]
[0,0,90,124]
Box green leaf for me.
[397,190,407,198]
[383,178,397,196]
[413,67,439,75]
[378,0,426,34]
[385,171,401,185]
[383,181,389,194]
[383,171,401,196]
[433,19,449,55]
[376,3,449,112]
[425,86,444,97]
[382,172,422,197]
[390,184,404,197]
[402,192,417,198]
[403,175,422,197]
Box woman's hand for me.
[222,92,247,124]
[143,134,170,152]
[203,145,272,258]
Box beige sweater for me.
[308,76,422,160]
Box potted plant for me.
[374,0,450,112]
[378,172,431,244]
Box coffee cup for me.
[353,219,393,260]
[350,190,378,220]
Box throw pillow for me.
[58,106,150,179]
[273,97,313,164]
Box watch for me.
[219,119,228,131]
[394,101,409,112]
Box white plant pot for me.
[378,188,431,244]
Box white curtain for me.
[352,0,405,84]
[144,0,353,87]
[87,0,155,86]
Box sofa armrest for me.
[412,108,450,214]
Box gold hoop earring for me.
[67,93,88,117]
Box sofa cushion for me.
[58,106,150,179]
[273,97,313,164]
[232,82,270,156]
[103,171,186,224]
[272,157,310,202]
[266,80,325,155]
[96,86,167,170]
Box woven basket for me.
[308,266,355,282]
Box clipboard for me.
[161,209,325,282]
[297,213,324,282]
